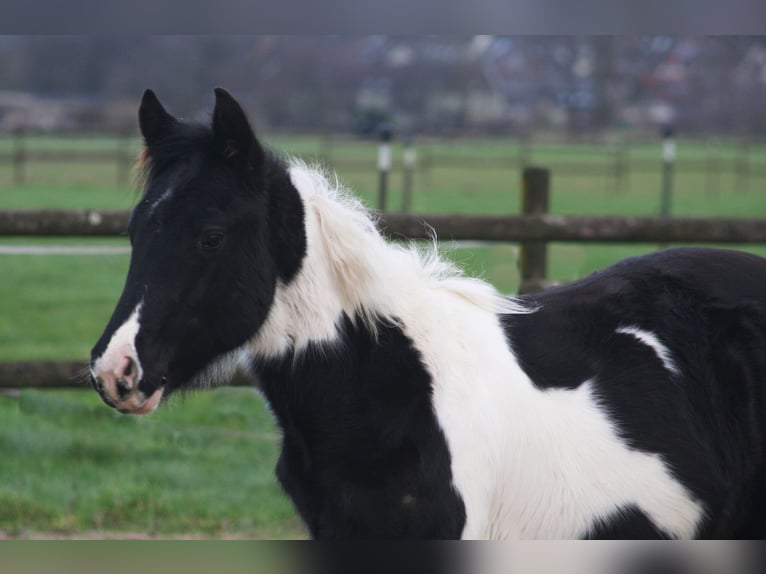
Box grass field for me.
[0,387,304,538]
[2,133,766,537]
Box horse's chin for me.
[117,386,166,416]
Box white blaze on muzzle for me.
[91,301,162,415]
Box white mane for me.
[246,160,530,358]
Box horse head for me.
[90,88,306,414]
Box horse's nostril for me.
[122,356,134,378]
[116,378,131,398]
[93,376,104,391]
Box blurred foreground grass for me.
[0,387,304,538]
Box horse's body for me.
[510,248,766,539]
[91,89,766,539]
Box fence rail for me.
[0,361,251,390]
[3,208,766,244]
[3,164,766,389]
[3,131,766,192]
[0,361,92,389]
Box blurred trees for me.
[0,36,765,135]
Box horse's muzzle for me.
[90,357,165,415]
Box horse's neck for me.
[247,162,524,363]
[241,166,540,538]
[246,168,404,360]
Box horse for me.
[90,88,766,539]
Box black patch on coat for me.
[252,315,467,539]
[584,504,672,539]
[503,248,766,539]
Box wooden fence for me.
[2,166,766,388]
[4,208,766,244]
[0,361,251,391]
[0,131,136,186]
[3,131,766,194]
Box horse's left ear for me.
[212,87,264,169]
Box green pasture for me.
[0,387,304,539]
[2,133,766,213]
[2,133,766,537]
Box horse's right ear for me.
[212,87,264,169]
[138,89,177,146]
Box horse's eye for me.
[199,229,225,250]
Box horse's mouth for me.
[118,387,164,415]
[93,378,165,415]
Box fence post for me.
[12,130,26,187]
[659,125,676,218]
[614,138,626,193]
[377,124,393,212]
[421,142,434,187]
[518,166,550,294]
[706,137,720,197]
[400,135,416,213]
[116,130,132,187]
[736,138,750,193]
[319,132,333,169]
[518,133,531,170]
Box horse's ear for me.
[212,87,264,169]
[138,89,177,146]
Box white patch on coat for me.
[616,325,680,375]
[232,161,702,539]
[397,291,702,539]
[91,301,144,388]
[190,347,252,389]
[246,161,530,360]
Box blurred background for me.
[1,35,766,539]
[3,36,766,135]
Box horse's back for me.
[505,247,766,538]
[516,248,766,362]
[605,247,766,303]
[542,247,766,307]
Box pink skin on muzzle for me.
[91,302,165,415]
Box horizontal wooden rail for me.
[0,210,130,236]
[0,151,127,162]
[0,361,253,389]
[4,153,765,174]
[381,214,766,243]
[2,209,766,244]
[0,361,91,389]
[3,203,766,389]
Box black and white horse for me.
[91,88,766,539]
